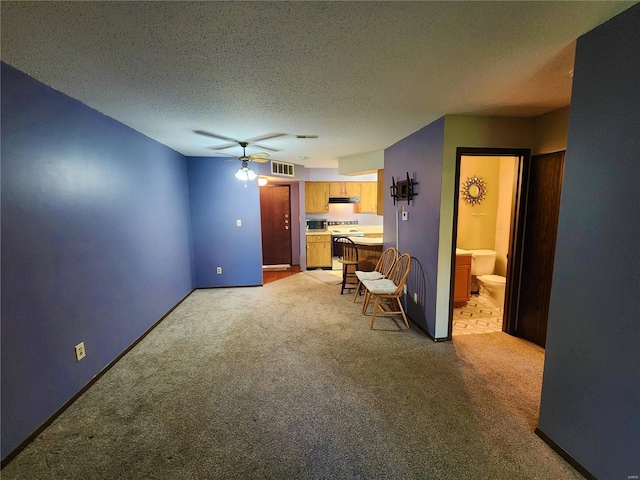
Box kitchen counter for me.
[353,238,383,271]
[357,225,383,235]
[305,226,382,237]
[349,236,383,246]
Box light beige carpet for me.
[2,273,580,479]
[302,269,342,285]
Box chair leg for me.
[353,281,362,302]
[362,290,372,314]
[370,296,381,329]
[396,298,409,329]
[340,264,347,295]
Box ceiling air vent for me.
[271,160,295,177]
[296,135,319,139]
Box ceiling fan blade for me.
[248,133,287,143]
[194,130,239,143]
[253,144,281,152]
[209,143,238,150]
[249,158,269,164]
[207,149,238,157]
[249,152,269,159]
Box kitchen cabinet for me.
[454,253,472,305]
[305,182,329,213]
[356,182,377,213]
[377,169,384,215]
[329,182,360,197]
[306,234,332,268]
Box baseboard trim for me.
[535,427,596,480]
[407,315,450,342]
[1,288,196,469]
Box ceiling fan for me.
[194,131,286,162]
[194,131,287,185]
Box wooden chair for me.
[353,246,397,308]
[362,253,412,329]
[333,236,359,294]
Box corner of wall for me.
[532,106,570,155]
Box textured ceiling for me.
[1,1,635,168]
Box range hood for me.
[328,196,360,204]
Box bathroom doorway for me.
[451,153,518,336]
[449,148,565,348]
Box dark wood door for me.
[514,151,565,347]
[260,185,292,266]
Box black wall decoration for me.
[390,172,418,205]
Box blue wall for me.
[187,157,263,287]
[383,118,445,334]
[1,63,194,459]
[538,5,640,479]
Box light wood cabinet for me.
[306,234,332,268]
[356,182,377,213]
[454,254,472,305]
[305,182,329,213]
[364,233,383,238]
[377,169,384,216]
[329,182,360,197]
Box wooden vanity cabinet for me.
[306,234,332,268]
[305,182,329,213]
[454,254,472,305]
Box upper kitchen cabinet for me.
[356,182,377,214]
[329,182,361,198]
[305,182,329,213]
[376,169,384,215]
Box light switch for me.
[236,219,242,227]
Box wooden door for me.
[260,185,292,266]
[513,151,565,347]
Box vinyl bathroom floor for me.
[453,293,503,336]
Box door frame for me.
[448,147,532,337]
[259,184,293,266]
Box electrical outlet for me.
[403,285,407,294]
[216,267,222,274]
[413,293,418,304]
[75,342,86,362]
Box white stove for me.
[329,226,365,237]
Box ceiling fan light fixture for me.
[235,166,257,181]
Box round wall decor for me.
[461,176,487,206]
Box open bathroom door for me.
[508,151,565,348]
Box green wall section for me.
[435,116,533,338]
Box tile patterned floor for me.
[453,293,503,336]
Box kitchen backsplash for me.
[328,220,359,226]
[306,204,382,225]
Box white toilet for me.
[468,249,506,309]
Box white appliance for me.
[328,222,365,257]
[329,226,365,237]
